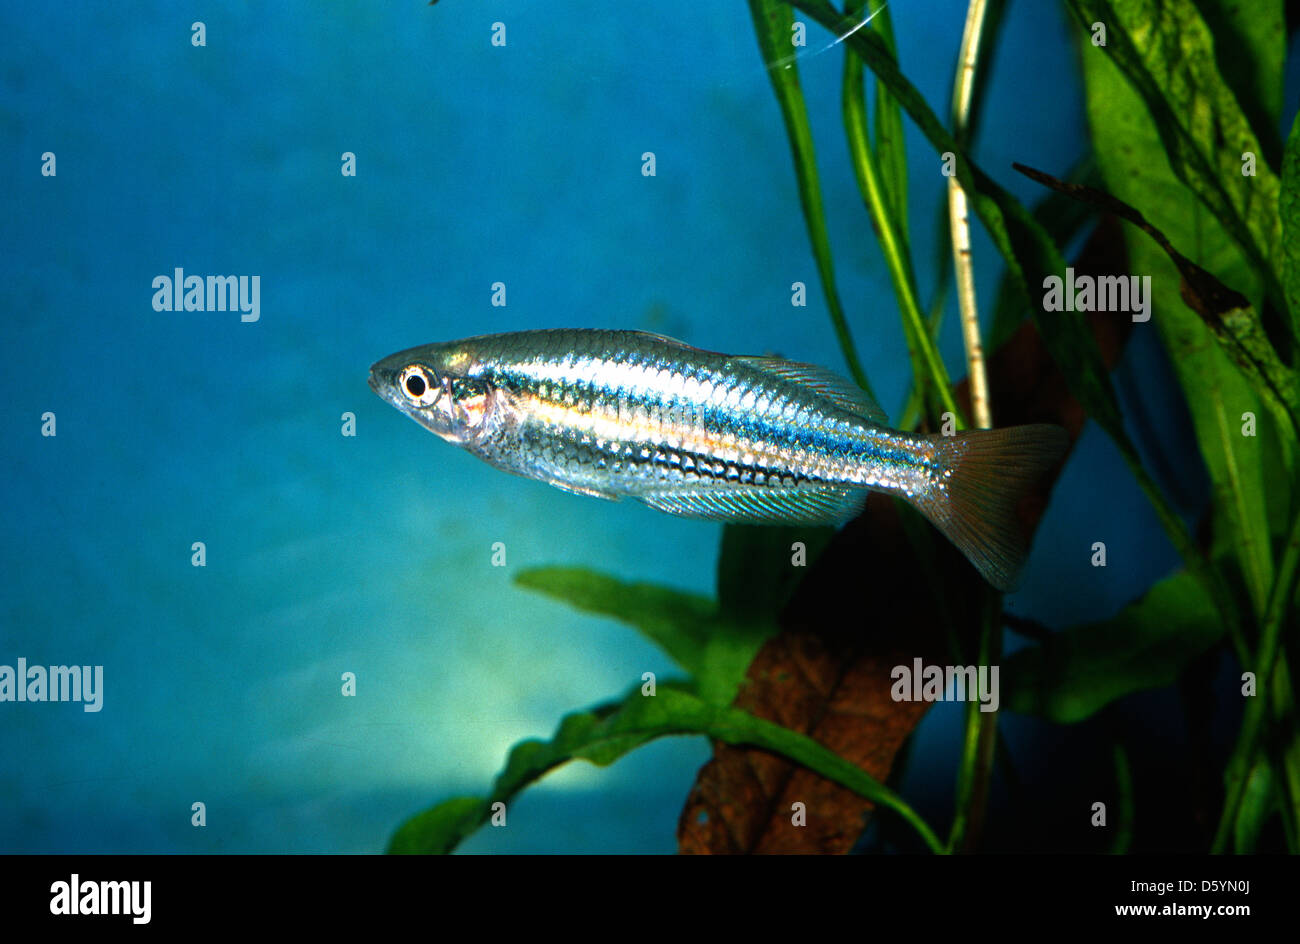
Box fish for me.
[369,329,1068,590]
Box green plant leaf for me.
[747,0,874,399]
[1078,38,1294,616]
[514,566,771,705]
[782,2,1118,435]
[514,567,714,675]
[1002,572,1223,724]
[386,796,486,855]
[1059,27,1299,439]
[867,1,908,245]
[1233,758,1276,853]
[514,528,831,708]
[1281,111,1300,338]
[387,686,943,854]
[1192,0,1285,156]
[716,524,833,621]
[841,2,960,425]
[782,2,1210,618]
[1065,0,1285,314]
[1273,717,1300,852]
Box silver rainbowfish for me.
[369,329,1067,590]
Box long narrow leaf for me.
[782,1,1124,453]
[748,0,875,399]
[1002,572,1222,724]
[1065,0,1286,319]
[1079,41,1289,619]
[868,1,908,245]
[514,566,770,706]
[388,687,944,854]
[783,0,1223,648]
[841,1,961,424]
[1280,111,1300,340]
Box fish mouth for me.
[369,356,401,397]
[368,364,403,411]
[369,349,415,395]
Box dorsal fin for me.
[733,356,888,425]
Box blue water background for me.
[1,1,1204,852]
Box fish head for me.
[369,343,498,445]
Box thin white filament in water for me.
[765,2,890,72]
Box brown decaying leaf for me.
[677,216,1134,854]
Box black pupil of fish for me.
[405,374,426,397]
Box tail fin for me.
[911,424,1068,592]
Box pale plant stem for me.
[949,0,992,430]
[947,0,995,856]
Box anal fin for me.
[640,485,866,524]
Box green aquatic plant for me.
[390,0,1299,853]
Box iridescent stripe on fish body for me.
[369,329,1067,590]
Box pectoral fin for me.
[547,479,622,501]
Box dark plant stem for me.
[1212,510,1300,852]
[1109,742,1135,854]
[949,587,1001,852]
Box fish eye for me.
[398,365,439,406]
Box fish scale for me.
[503,343,899,488]
[370,329,1068,590]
